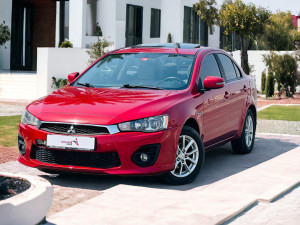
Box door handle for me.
[242,85,247,92]
[224,91,230,99]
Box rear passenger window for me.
[217,54,237,81]
[232,62,242,78]
[200,54,221,84]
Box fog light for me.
[18,135,26,156]
[36,139,46,146]
[131,144,160,167]
[140,153,148,162]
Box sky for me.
[215,0,300,15]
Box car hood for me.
[27,86,184,125]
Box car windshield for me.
[72,53,195,90]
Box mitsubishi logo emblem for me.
[67,125,76,134]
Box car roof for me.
[113,43,207,55]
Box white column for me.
[55,1,60,47]
[69,0,87,48]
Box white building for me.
[0,0,220,72]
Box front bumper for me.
[18,123,180,175]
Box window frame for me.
[215,53,243,83]
[198,53,223,90]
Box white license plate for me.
[46,135,95,151]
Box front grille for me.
[30,146,121,169]
[39,123,110,135]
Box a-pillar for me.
[69,0,87,48]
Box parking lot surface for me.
[1,134,299,224]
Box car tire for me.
[231,110,256,154]
[159,126,205,185]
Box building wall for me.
[0,0,13,70]
[114,0,161,48]
[36,48,90,98]
[231,50,298,93]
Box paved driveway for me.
[1,134,299,224]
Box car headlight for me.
[21,110,39,126]
[118,115,169,133]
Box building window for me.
[150,8,161,38]
[183,6,199,44]
[200,19,208,46]
[126,4,143,47]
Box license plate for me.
[46,135,95,151]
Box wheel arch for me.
[183,118,200,134]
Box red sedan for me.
[18,43,257,184]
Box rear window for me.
[73,53,195,90]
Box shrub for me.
[51,77,68,89]
[95,22,103,36]
[86,37,112,64]
[0,21,11,47]
[265,72,275,98]
[263,51,298,97]
[59,40,73,48]
[261,70,266,93]
[167,33,172,43]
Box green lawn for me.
[0,115,21,147]
[258,105,300,121]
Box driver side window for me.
[199,54,221,87]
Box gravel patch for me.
[257,119,300,135]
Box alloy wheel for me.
[244,115,254,148]
[171,135,199,178]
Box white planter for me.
[0,172,53,225]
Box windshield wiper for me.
[77,82,94,88]
[122,84,162,90]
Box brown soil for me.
[0,146,19,164]
[257,97,300,108]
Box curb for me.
[257,103,300,112]
[256,132,300,137]
[0,172,53,225]
[221,181,300,225]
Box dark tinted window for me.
[217,54,237,80]
[232,62,242,77]
[200,54,221,84]
[150,8,161,38]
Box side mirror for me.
[203,76,225,90]
[68,72,79,83]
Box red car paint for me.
[18,46,257,175]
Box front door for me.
[125,4,143,47]
[10,1,33,70]
[199,53,231,147]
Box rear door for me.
[200,53,231,147]
[216,54,248,135]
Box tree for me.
[261,71,266,93]
[279,53,298,97]
[86,37,112,64]
[219,0,271,74]
[193,0,219,35]
[263,52,298,97]
[260,12,296,50]
[265,72,275,98]
[0,21,10,47]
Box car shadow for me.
[40,135,299,192]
